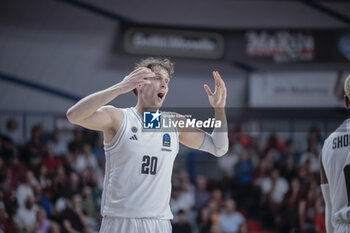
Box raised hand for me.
[204,71,227,108]
[118,67,154,94]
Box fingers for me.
[141,79,152,85]
[217,71,226,88]
[131,67,152,75]
[204,84,214,96]
[213,71,226,88]
[136,79,151,89]
[136,78,152,86]
[132,69,155,84]
[212,71,219,86]
[130,68,155,82]
[205,71,226,97]
[131,69,153,87]
[137,73,156,80]
[134,68,155,77]
[130,67,144,74]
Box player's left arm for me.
[178,71,228,157]
[320,151,334,233]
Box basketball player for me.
[66,58,228,233]
[320,75,350,233]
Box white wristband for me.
[199,127,228,157]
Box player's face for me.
[139,66,170,108]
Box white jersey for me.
[322,118,350,226]
[100,107,179,219]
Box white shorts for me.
[99,216,172,233]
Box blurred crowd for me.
[170,125,326,233]
[0,118,326,233]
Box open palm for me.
[204,71,227,108]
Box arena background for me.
[0,0,350,233]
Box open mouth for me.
[157,92,165,101]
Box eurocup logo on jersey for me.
[143,110,162,129]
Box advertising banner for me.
[121,27,350,64]
[249,71,349,107]
[123,27,224,59]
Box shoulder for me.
[101,105,125,122]
[101,105,123,115]
[99,106,127,139]
[325,120,349,143]
[323,131,337,148]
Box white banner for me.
[249,71,349,107]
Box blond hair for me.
[133,57,174,95]
[345,75,350,99]
[135,57,174,74]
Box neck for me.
[135,103,143,115]
[135,101,160,115]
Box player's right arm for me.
[66,68,154,140]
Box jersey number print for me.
[141,155,158,175]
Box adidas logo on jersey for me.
[129,135,138,140]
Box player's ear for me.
[344,95,350,109]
